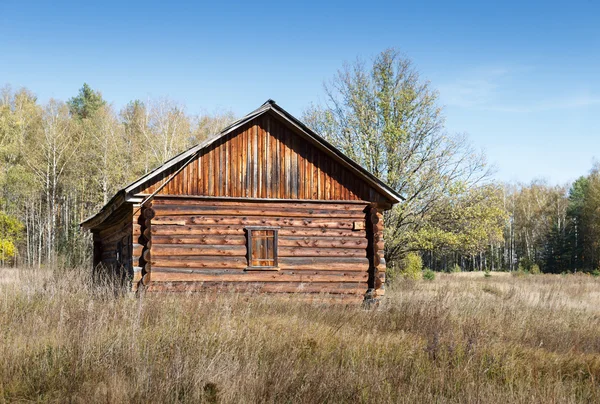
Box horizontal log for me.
[152,235,246,245]
[153,219,186,226]
[153,216,360,230]
[151,225,365,238]
[280,237,367,249]
[150,271,368,283]
[151,256,370,271]
[151,198,368,211]
[146,281,368,295]
[370,213,380,224]
[152,205,365,219]
[151,245,365,258]
[278,257,369,270]
[280,228,365,238]
[279,247,366,258]
[152,256,248,269]
[143,208,156,219]
[152,245,247,257]
[150,235,367,249]
[372,241,385,251]
[152,268,368,276]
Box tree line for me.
[0,84,233,267]
[303,48,600,274]
[0,48,598,273]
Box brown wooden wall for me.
[136,112,388,203]
[135,197,371,296]
[93,204,133,278]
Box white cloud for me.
[482,94,600,113]
[439,65,600,113]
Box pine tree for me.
[67,83,106,119]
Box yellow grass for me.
[1,268,599,403]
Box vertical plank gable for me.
[135,114,390,203]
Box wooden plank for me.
[264,117,270,198]
[152,256,247,269]
[153,215,361,229]
[152,268,367,276]
[146,281,367,295]
[152,224,365,238]
[258,118,264,198]
[150,271,368,283]
[224,133,230,197]
[252,123,258,198]
[152,235,246,245]
[278,257,369,270]
[151,235,366,249]
[279,237,367,249]
[152,245,246,256]
[278,247,366,258]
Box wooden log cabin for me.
[81,100,403,301]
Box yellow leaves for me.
[0,239,16,260]
[404,184,508,255]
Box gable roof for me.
[81,100,403,229]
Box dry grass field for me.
[1,268,599,403]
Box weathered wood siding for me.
[136,113,388,203]
[93,204,133,279]
[139,197,370,296]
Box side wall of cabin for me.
[92,204,134,282]
[137,197,372,299]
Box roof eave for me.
[266,103,404,204]
[79,190,127,229]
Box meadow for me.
[1,268,599,403]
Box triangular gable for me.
[128,100,402,203]
[82,101,402,229]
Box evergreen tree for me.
[67,83,106,119]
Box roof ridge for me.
[81,100,403,228]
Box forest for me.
[0,48,598,275]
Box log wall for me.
[141,197,371,296]
[136,113,388,204]
[93,204,133,281]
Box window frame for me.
[245,226,280,271]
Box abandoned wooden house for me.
[80,100,403,300]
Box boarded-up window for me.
[246,227,279,269]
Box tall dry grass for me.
[1,268,599,403]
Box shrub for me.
[519,257,534,271]
[484,269,491,278]
[530,264,541,275]
[513,265,529,277]
[399,253,423,281]
[423,268,435,281]
[451,264,462,273]
[592,269,600,277]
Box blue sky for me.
[1,0,598,185]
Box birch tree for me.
[302,48,490,264]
